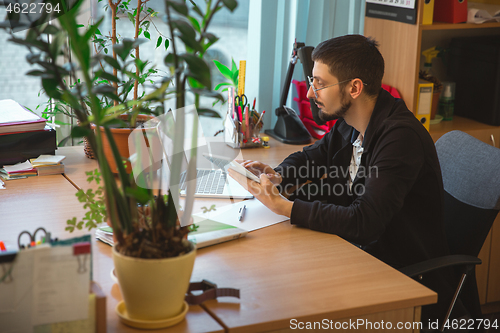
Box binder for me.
[433,0,468,24]
[416,80,434,131]
[422,0,435,25]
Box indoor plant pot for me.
[93,114,158,173]
[112,242,196,321]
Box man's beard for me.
[317,92,351,122]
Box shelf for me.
[421,21,500,31]
[430,116,500,133]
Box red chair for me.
[292,80,336,139]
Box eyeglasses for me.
[307,76,366,99]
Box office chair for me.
[399,130,500,332]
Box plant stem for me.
[134,0,142,101]
[109,0,120,106]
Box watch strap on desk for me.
[185,279,240,305]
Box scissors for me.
[18,227,49,249]
[234,94,248,108]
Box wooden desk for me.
[1,138,437,332]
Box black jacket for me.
[276,89,459,320]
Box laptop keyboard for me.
[180,169,226,194]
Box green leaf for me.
[114,38,146,61]
[84,17,105,44]
[97,71,120,83]
[172,19,196,40]
[166,0,188,15]
[197,108,221,118]
[222,0,238,12]
[144,31,151,40]
[61,91,81,110]
[188,16,201,33]
[103,55,121,71]
[182,54,211,89]
[213,60,233,81]
[231,58,238,73]
[232,69,239,86]
[42,78,62,100]
[203,33,219,51]
[178,34,203,53]
[156,36,162,48]
[127,12,135,24]
[71,126,91,138]
[191,1,204,17]
[214,82,232,91]
[134,58,148,74]
[26,70,52,78]
[42,25,60,35]
[125,187,150,204]
[164,53,175,66]
[165,39,170,51]
[187,77,204,89]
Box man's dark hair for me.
[311,35,384,97]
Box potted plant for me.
[2,0,237,326]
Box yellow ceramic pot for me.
[112,244,196,321]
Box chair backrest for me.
[436,131,500,257]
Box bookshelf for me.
[364,1,500,312]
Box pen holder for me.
[224,110,264,149]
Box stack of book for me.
[30,155,65,176]
[0,155,65,180]
[0,160,37,180]
[0,99,56,166]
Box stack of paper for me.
[95,226,114,246]
[0,160,37,180]
[0,99,46,134]
[31,155,65,176]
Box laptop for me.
[178,153,253,199]
[130,107,253,199]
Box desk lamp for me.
[265,42,324,144]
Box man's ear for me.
[349,78,364,99]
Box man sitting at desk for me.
[228,35,463,321]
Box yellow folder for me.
[416,80,434,131]
[422,0,435,25]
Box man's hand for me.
[236,160,282,186]
[228,168,293,218]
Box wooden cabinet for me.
[364,1,500,312]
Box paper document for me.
[0,99,41,124]
[192,199,289,232]
[468,3,500,24]
[31,155,66,166]
[3,160,34,173]
[32,245,90,325]
[0,248,36,333]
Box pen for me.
[255,110,266,126]
[238,205,246,222]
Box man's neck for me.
[344,96,377,136]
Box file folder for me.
[416,80,433,131]
[433,0,468,24]
[422,0,435,25]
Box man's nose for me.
[306,85,315,99]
